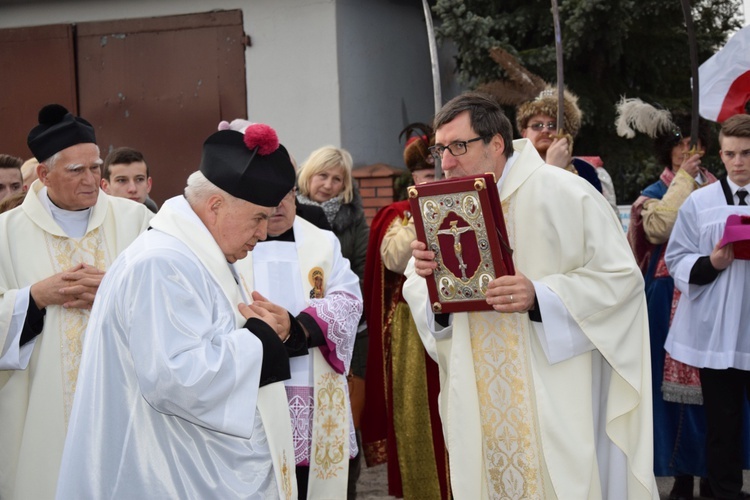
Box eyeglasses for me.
[428,136,486,161]
[527,122,557,132]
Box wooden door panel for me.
[0,24,76,159]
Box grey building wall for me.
[336,0,433,168]
[335,0,464,169]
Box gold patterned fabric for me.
[469,310,547,498]
[45,229,110,424]
[312,371,349,480]
[466,194,549,499]
[391,302,444,500]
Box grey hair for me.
[40,144,101,171]
[184,170,235,205]
[41,151,61,170]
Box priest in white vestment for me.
[403,92,657,499]
[0,105,153,500]
[252,186,362,499]
[56,125,299,499]
[665,114,750,498]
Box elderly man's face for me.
[0,168,23,201]
[213,197,273,263]
[39,143,102,210]
[267,189,297,237]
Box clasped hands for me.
[30,263,105,310]
[411,240,535,313]
[239,291,291,343]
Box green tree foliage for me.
[433,0,742,202]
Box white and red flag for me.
[699,25,750,122]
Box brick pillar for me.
[353,163,404,225]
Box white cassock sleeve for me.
[532,282,595,364]
[665,197,709,300]
[126,253,264,438]
[0,287,37,370]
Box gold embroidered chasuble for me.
[0,181,152,499]
[403,140,657,499]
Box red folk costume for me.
[361,125,450,499]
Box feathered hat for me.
[614,97,676,139]
[615,97,712,168]
[399,122,434,172]
[474,47,582,138]
[476,47,547,106]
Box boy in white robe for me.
[665,113,750,498]
[56,125,299,499]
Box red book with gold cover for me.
[408,173,515,313]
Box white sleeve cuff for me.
[0,286,36,370]
[426,307,453,341]
[532,281,595,364]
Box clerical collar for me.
[38,186,92,238]
[497,151,517,191]
[265,227,295,242]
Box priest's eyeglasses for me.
[429,136,486,161]
[528,122,557,132]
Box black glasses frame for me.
[428,136,486,160]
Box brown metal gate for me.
[0,10,248,204]
[0,24,77,159]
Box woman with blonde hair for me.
[297,146,366,278]
[297,145,368,499]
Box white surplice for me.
[0,180,152,500]
[56,196,296,499]
[252,217,362,499]
[403,139,657,499]
[665,180,750,369]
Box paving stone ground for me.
[356,464,750,499]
